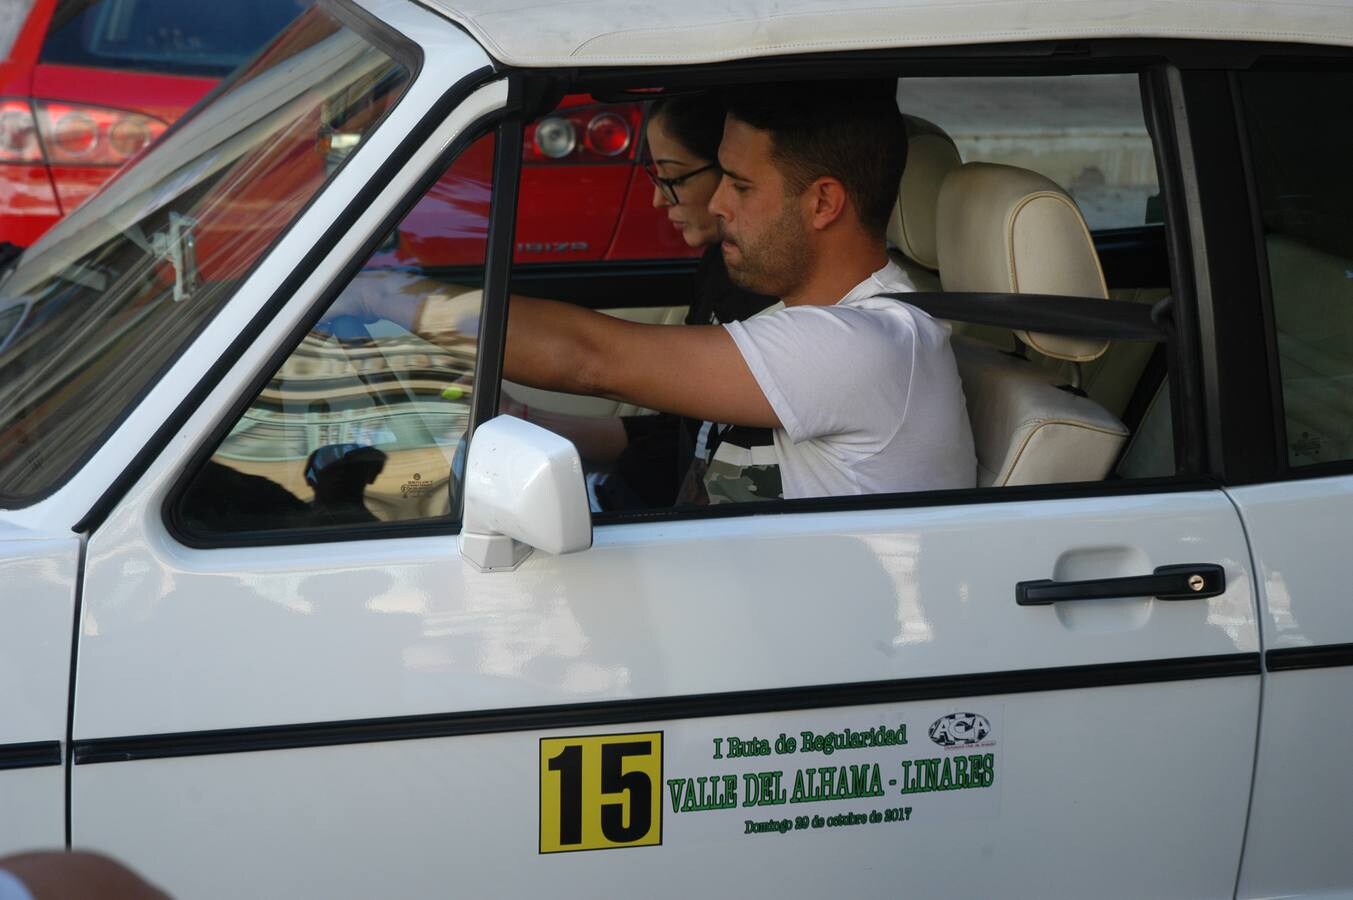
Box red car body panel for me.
[0,0,60,242]
[605,166,699,260]
[0,166,61,246]
[1,0,218,242]
[31,63,215,124]
[0,0,53,96]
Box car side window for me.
[1239,68,1353,469]
[498,77,1180,517]
[175,132,496,537]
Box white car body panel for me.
[1228,477,1353,899]
[77,488,1256,736]
[0,526,77,853]
[0,525,78,745]
[76,685,1258,899]
[0,769,64,853]
[76,402,1262,898]
[419,0,1353,67]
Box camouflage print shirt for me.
[697,423,781,504]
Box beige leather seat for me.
[936,162,1128,486]
[887,116,962,292]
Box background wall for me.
[0,0,32,58]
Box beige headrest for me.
[887,116,961,273]
[937,162,1110,362]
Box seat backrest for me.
[954,337,1128,486]
[935,162,1127,486]
[938,162,1111,361]
[887,115,962,292]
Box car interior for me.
[498,74,1177,505]
[175,69,1187,538]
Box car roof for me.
[415,0,1353,67]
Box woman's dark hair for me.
[648,92,726,163]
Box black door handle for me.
[1016,564,1226,606]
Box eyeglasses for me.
[643,162,720,205]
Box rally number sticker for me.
[539,731,663,853]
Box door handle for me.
[1016,564,1225,606]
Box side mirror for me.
[459,415,592,572]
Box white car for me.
[0,0,1349,897]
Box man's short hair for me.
[723,80,907,238]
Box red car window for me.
[41,0,316,78]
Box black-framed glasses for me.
[643,162,720,204]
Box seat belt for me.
[880,291,1172,342]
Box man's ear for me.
[806,177,848,231]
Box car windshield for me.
[0,5,411,504]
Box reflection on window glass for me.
[1241,69,1353,468]
[178,133,497,535]
[42,0,315,77]
[897,74,1160,230]
[0,7,410,502]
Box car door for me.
[1220,62,1353,900]
[62,33,1265,898]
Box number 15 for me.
[539,732,663,853]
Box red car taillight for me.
[0,100,43,163]
[523,103,641,164]
[33,100,167,166]
[0,98,167,167]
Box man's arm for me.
[504,296,780,429]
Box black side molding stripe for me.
[1266,642,1353,672]
[74,653,1258,765]
[0,741,62,771]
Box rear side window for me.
[41,0,313,77]
[898,74,1161,231]
[1239,67,1353,469]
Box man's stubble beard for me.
[723,199,814,299]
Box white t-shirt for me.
[724,260,976,499]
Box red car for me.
[0,0,692,265]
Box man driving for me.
[503,81,977,499]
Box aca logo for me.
[928,713,991,747]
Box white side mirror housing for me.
[459,415,592,572]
